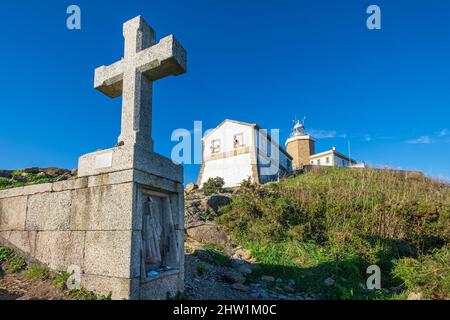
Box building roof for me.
[202,119,293,160]
[310,148,356,163]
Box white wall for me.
[310,153,350,167]
[200,153,254,188]
[203,122,254,158]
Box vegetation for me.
[201,243,232,267]
[0,245,111,300]
[217,167,450,299]
[0,246,27,273]
[196,263,206,276]
[0,172,51,190]
[26,264,50,281]
[202,177,225,195]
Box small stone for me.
[283,285,295,293]
[407,292,422,300]
[224,271,246,284]
[261,276,275,283]
[287,279,296,287]
[324,277,335,287]
[276,278,283,283]
[185,183,199,193]
[231,283,249,292]
[237,265,252,275]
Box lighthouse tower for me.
[285,120,315,170]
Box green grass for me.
[0,246,27,273]
[217,167,450,300]
[0,172,52,191]
[53,271,71,290]
[201,243,232,267]
[26,264,50,281]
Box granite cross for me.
[94,16,187,151]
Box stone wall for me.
[0,168,185,300]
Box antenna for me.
[348,140,352,166]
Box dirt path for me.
[0,267,69,300]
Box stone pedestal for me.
[77,147,185,299]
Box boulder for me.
[185,183,199,193]
[186,222,229,246]
[24,167,40,174]
[207,195,231,214]
[0,170,13,179]
[407,292,422,300]
[324,277,335,287]
[231,283,249,292]
[224,271,246,284]
[261,276,275,283]
[237,265,252,275]
[42,168,69,178]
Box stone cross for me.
[94,16,187,151]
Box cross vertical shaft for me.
[120,17,156,150]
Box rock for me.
[37,172,46,178]
[283,285,295,293]
[237,265,252,275]
[185,183,199,193]
[276,278,283,284]
[233,248,253,261]
[287,279,296,287]
[324,277,335,287]
[207,195,231,214]
[71,169,78,176]
[231,283,249,292]
[42,167,69,178]
[24,167,40,174]
[407,292,422,300]
[224,271,246,284]
[186,222,229,246]
[0,170,13,179]
[261,276,275,283]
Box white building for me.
[309,146,357,167]
[198,119,293,188]
[285,121,363,169]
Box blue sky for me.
[0,0,449,183]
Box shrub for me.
[53,271,71,290]
[217,168,450,299]
[9,255,27,273]
[0,246,27,273]
[26,264,50,281]
[196,263,206,276]
[393,247,450,299]
[203,177,225,195]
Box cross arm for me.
[136,35,187,81]
[94,60,124,98]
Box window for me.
[326,157,330,164]
[318,159,321,165]
[233,133,244,148]
[211,139,221,154]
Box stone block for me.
[26,191,72,231]
[0,187,24,199]
[34,231,85,271]
[84,231,137,278]
[71,183,133,230]
[81,274,139,300]
[139,273,181,300]
[0,196,27,231]
[0,231,37,256]
[87,170,133,188]
[52,178,88,192]
[22,183,52,196]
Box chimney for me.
[332,146,337,152]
